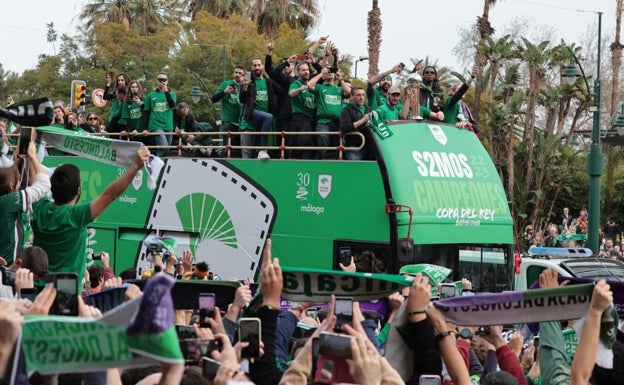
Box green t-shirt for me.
[109,98,123,124]
[289,79,316,119]
[376,102,404,121]
[215,80,242,124]
[367,87,387,111]
[128,101,143,130]
[32,198,94,285]
[254,78,269,112]
[0,191,26,264]
[312,83,344,123]
[144,90,177,132]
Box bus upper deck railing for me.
[6,130,366,160]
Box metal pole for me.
[222,45,226,83]
[355,60,359,79]
[587,12,603,253]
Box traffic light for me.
[71,80,87,112]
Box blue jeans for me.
[248,110,273,148]
[315,123,332,159]
[153,129,172,157]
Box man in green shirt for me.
[366,63,403,110]
[288,62,316,159]
[32,147,150,287]
[143,72,176,157]
[376,86,410,121]
[308,66,351,159]
[212,65,245,158]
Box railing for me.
[6,130,366,160]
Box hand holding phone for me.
[53,273,79,316]
[18,127,32,156]
[239,317,261,358]
[202,357,221,380]
[199,293,215,328]
[334,297,353,332]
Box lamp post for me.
[189,71,220,124]
[562,12,602,254]
[354,55,369,79]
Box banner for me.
[370,111,393,140]
[281,267,412,303]
[433,284,595,326]
[20,274,183,376]
[36,125,163,189]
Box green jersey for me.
[215,80,242,124]
[144,90,177,132]
[0,191,26,264]
[312,83,344,123]
[254,78,269,112]
[128,101,143,130]
[376,102,404,121]
[32,198,93,285]
[367,87,387,111]
[289,79,316,118]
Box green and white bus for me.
[43,121,514,291]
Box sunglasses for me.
[157,78,168,82]
[424,71,435,75]
[88,117,97,120]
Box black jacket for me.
[239,76,284,121]
[340,102,373,148]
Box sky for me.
[0,0,617,78]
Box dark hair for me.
[18,246,48,279]
[0,164,19,196]
[423,66,443,93]
[116,73,131,89]
[119,267,137,280]
[593,341,624,385]
[195,261,209,272]
[351,86,364,96]
[88,264,104,289]
[235,64,246,71]
[50,164,81,204]
[481,371,519,385]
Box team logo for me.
[428,124,448,146]
[318,174,332,199]
[132,170,143,190]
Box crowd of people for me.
[4,35,481,161]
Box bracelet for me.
[435,330,455,342]
[407,309,428,316]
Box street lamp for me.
[189,71,220,124]
[562,12,602,254]
[354,55,369,79]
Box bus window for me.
[333,241,390,273]
[458,246,511,293]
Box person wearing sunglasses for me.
[142,72,177,157]
[420,66,444,113]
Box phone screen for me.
[419,375,441,385]
[54,274,78,316]
[440,284,456,298]
[338,246,351,266]
[202,357,221,380]
[239,318,261,358]
[18,127,32,156]
[334,297,353,332]
[318,333,352,359]
[199,293,215,327]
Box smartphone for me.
[318,332,352,359]
[20,287,37,302]
[296,54,308,61]
[180,339,221,362]
[306,307,318,319]
[476,326,490,336]
[399,62,406,69]
[461,289,476,296]
[419,374,441,385]
[175,324,196,340]
[107,71,115,80]
[53,273,79,316]
[18,127,32,156]
[202,357,222,380]
[338,246,351,266]
[92,252,102,260]
[131,92,138,98]
[440,283,456,298]
[198,293,215,328]
[311,337,320,379]
[239,317,261,358]
[334,297,353,332]
[329,67,339,73]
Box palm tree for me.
[604,0,624,219]
[187,0,248,20]
[367,0,381,78]
[474,0,503,125]
[257,0,318,37]
[78,0,165,35]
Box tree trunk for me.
[474,0,498,125]
[605,0,623,219]
[367,0,381,78]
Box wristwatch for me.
[458,328,473,340]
